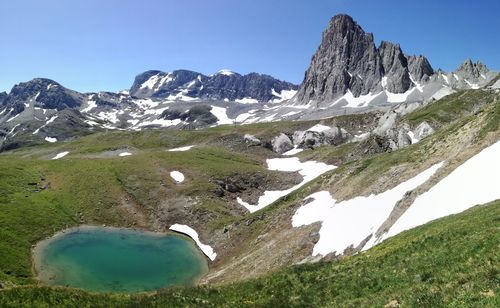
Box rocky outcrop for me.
[455,59,489,80]
[292,131,323,149]
[414,121,434,140]
[351,134,397,158]
[2,78,83,116]
[0,92,7,105]
[323,126,352,145]
[160,105,218,127]
[244,134,262,146]
[408,55,434,82]
[271,133,293,153]
[293,14,442,107]
[295,14,383,105]
[284,125,352,151]
[379,41,412,93]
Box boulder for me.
[323,126,352,145]
[271,133,293,153]
[414,121,434,140]
[396,123,412,148]
[292,131,323,149]
[244,134,261,146]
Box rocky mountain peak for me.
[407,55,434,82]
[0,92,7,105]
[378,41,411,93]
[455,59,490,79]
[130,69,297,102]
[294,14,445,107]
[2,78,82,115]
[295,14,383,105]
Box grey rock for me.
[293,130,323,149]
[272,133,293,153]
[295,14,383,106]
[2,78,83,116]
[408,55,434,82]
[160,105,218,128]
[353,134,395,157]
[397,127,412,148]
[414,121,434,140]
[379,41,412,93]
[0,92,7,105]
[323,126,352,145]
[244,134,261,146]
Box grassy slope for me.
[1,200,498,307]
[0,146,267,285]
[0,89,498,305]
[2,117,357,286]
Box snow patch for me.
[292,162,444,256]
[119,152,132,157]
[6,113,20,123]
[307,124,331,133]
[44,137,57,143]
[381,76,388,88]
[168,145,194,152]
[33,115,58,135]
[136,118,182,128]
[282,146,304,156]
[464,79,480,89]
[169,224,217,261]
[237,157,335,213]
[217,69,234,76]
[441,74,449,84]
[170,171,185,183]
[81,101,97,113]
[271,89,298,103]
[210,106,233,125]
[52,151,69,160]
[333,90,382,108]
[431,86,454,101]
[383,141,500,240]
[235,97,259,104]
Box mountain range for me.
[0,14,498,151]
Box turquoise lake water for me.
[34,227,208,293]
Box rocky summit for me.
[0,14,498,153]
[292,14,497,108]
[129,69,298,102]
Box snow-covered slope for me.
[292,140,500,257]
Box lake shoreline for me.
[31,224,209,293]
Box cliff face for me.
[295,14,435,106]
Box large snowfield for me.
[293,140,500,256]
[382,140,500,240]
[292,162,443,256]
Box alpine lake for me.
[33,226,208,293]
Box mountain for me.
[0,70,298,149]
[0,14,498,151]
[292,14,497,108]
[129,69,298,102]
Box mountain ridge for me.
[292,14,497,108]
[0,14,498,151]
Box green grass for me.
[0,89,498,306]
[0,145,274,285]
[403,89,498,128]
[1,200,498,307]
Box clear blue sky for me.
[0,0,498,93]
